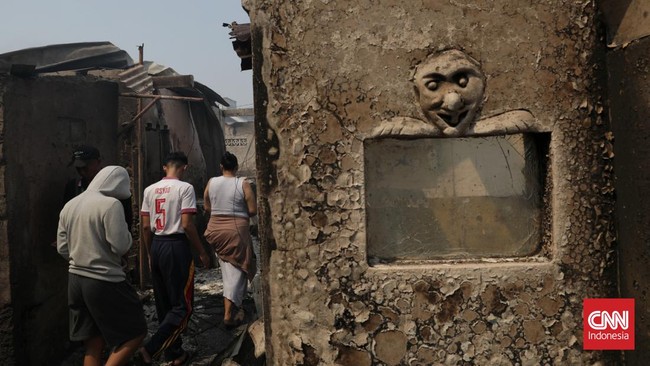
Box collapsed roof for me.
[0,41,228,106]
[225,22,252,71]
[0,41,133,74]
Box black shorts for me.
[68,273,147,349]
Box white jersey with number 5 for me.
[141,177,197,235]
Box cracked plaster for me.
[249,0,617,364]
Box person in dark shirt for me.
[64,145,133,230]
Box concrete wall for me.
[0,75,118,365]
[609,37,650,364]
[0,76,14,365]
[250,1,617,364]
[224,121,256,178]
[601,1,650,363]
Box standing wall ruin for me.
[0,75,118,365]
[250,1,618,364]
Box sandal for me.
[171,350,192,366]
[223,308,246,330]
[223,319,244,330]
[234,308,246,322]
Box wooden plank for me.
[224,108,254,117]
[152,75,194,89]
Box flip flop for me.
[234,308,246,322]
[223,318,247,330]
[171,350,193,366]
[223,319,243,330]
[223,308,247,330]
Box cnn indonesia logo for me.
[583,298,635,350]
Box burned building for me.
[0,42,226,365]
[243,0,650,365]
[0,74,119,365]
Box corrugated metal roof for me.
[118,64,153,94]
[0,42,229,107]
[225,115,254,125]
[0,41,134,74]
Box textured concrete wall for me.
[224,121,257,178]
[251,1,618,364]
[609,36,650,364]
[599,1,650,363]
[0,78,14,365]
[2,75,118,365]
[604,20,650,366]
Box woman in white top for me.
[203,152,257,328]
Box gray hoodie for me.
[57,166,132,282]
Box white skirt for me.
[219,258,248,307]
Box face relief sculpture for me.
[414,50,486,136]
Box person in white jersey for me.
[137,152,210,365]
[203,152,257,328]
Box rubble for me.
[60,268,259,365]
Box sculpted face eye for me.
[421,73,444,92]
[425,80,438,91]
[455,73,469,88]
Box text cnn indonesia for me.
[583,298,635,350]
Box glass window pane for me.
[364,134,545,262]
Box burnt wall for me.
[2,75,118,365]
[598,0,650,363]
[157,89,208,194]
[251,0,617,364]
[606,24,650,366]
[0,77,14,365]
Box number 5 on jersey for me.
[155,198,166,231]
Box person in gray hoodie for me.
[57,166,146,366]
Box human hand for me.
[200,252,212,269]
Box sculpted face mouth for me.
[436,109,470,127]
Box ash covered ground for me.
[60,267,259,366]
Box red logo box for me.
[583,298,635,350]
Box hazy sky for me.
[0,0,253,106]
